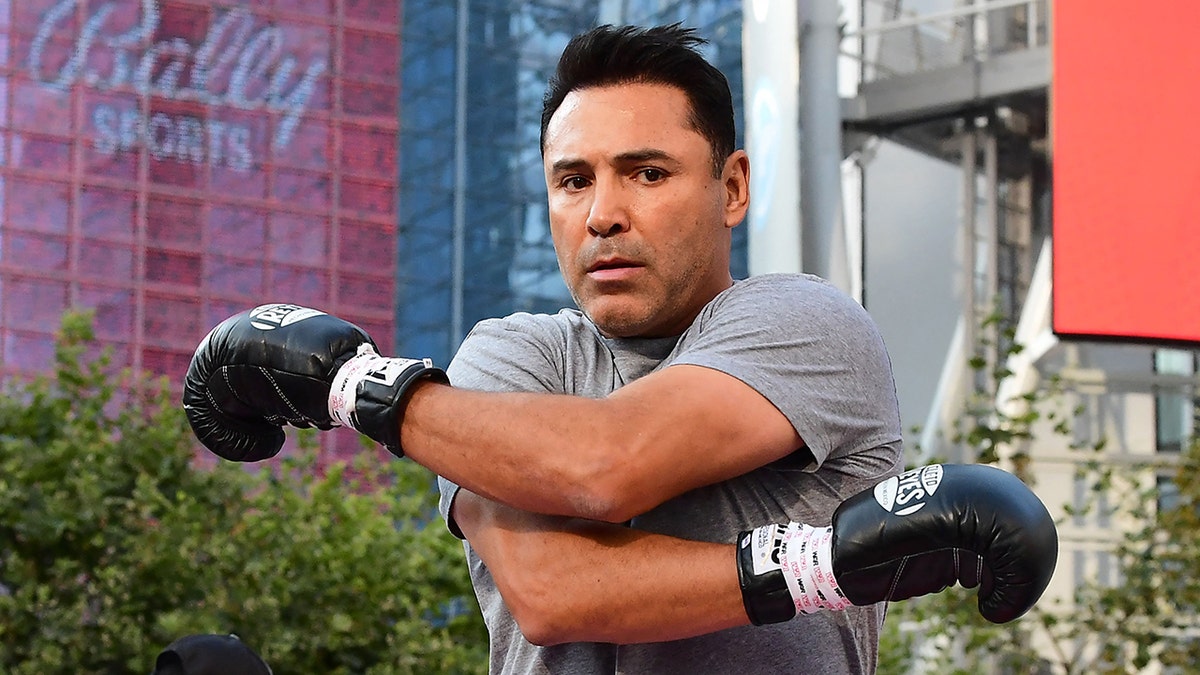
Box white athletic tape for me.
[328,344,432,431]
[779,523,853,615]
[328,343,380,428]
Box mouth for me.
[586,257,644,281]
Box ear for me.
[720,149,750,229]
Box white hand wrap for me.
[777,523,853,615]
[737,520,855,625]
[328,343,379,428]
[327,343,438,438]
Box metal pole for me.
[983,130,999,310]
[451,0,468,351]
[798,0,850,292]
[961,127,978,407]
[982,128,1000,383]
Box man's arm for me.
[401,364,801,522]
[451,490,749,646]
[453,463,1059,645]
[181,304,801,521]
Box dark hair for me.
[540,23,736,176]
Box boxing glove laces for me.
[182,303,447,461]
[736,463,1058,625]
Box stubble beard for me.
[581,261,710,339]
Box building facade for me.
[396,0,747,367]
[4,0,1198,668]
[0,0,747,458]
[0,0,405,457]
[846,0,1199,669]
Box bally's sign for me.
[27,0,328,172]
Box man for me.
[418,24,901,672]
[182,24,1056,675]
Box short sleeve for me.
[436,314,567,538]
[671,274,902,468]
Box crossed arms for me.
[401,362,806,645]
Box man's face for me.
[542,82,749,338]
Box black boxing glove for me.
[182,303,447,462]
[736,463,1057,625]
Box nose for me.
[585,177,630,238]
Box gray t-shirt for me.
[437,273,904,674]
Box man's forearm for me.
[452,491,749,646]
[401,382,629,520]
[454,464,1061,645]
[400,365,799,522]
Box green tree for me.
[879,438,1200,675]
[1065,437,1200,673]
[0,312,488,674]
[879,312,1200,674]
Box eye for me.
[636,168,666,184]
[561,175,591,191]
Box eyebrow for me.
[613,148,675,165]
[549,158,590,176]
[549,148,678,176]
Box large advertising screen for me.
[1052,0,1200,345]
[0,0,401,385]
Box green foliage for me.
[949,309,1101,476]
[884,305,1200,674]
[1065,438,1200,673]
[0,311,487,674]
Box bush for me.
[0,312,487,674]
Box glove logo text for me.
[873,464,944,516]
[249,303,325,330]
[749,524,785,575]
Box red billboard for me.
[1052,0,1200,345]
[0,0,402,459]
